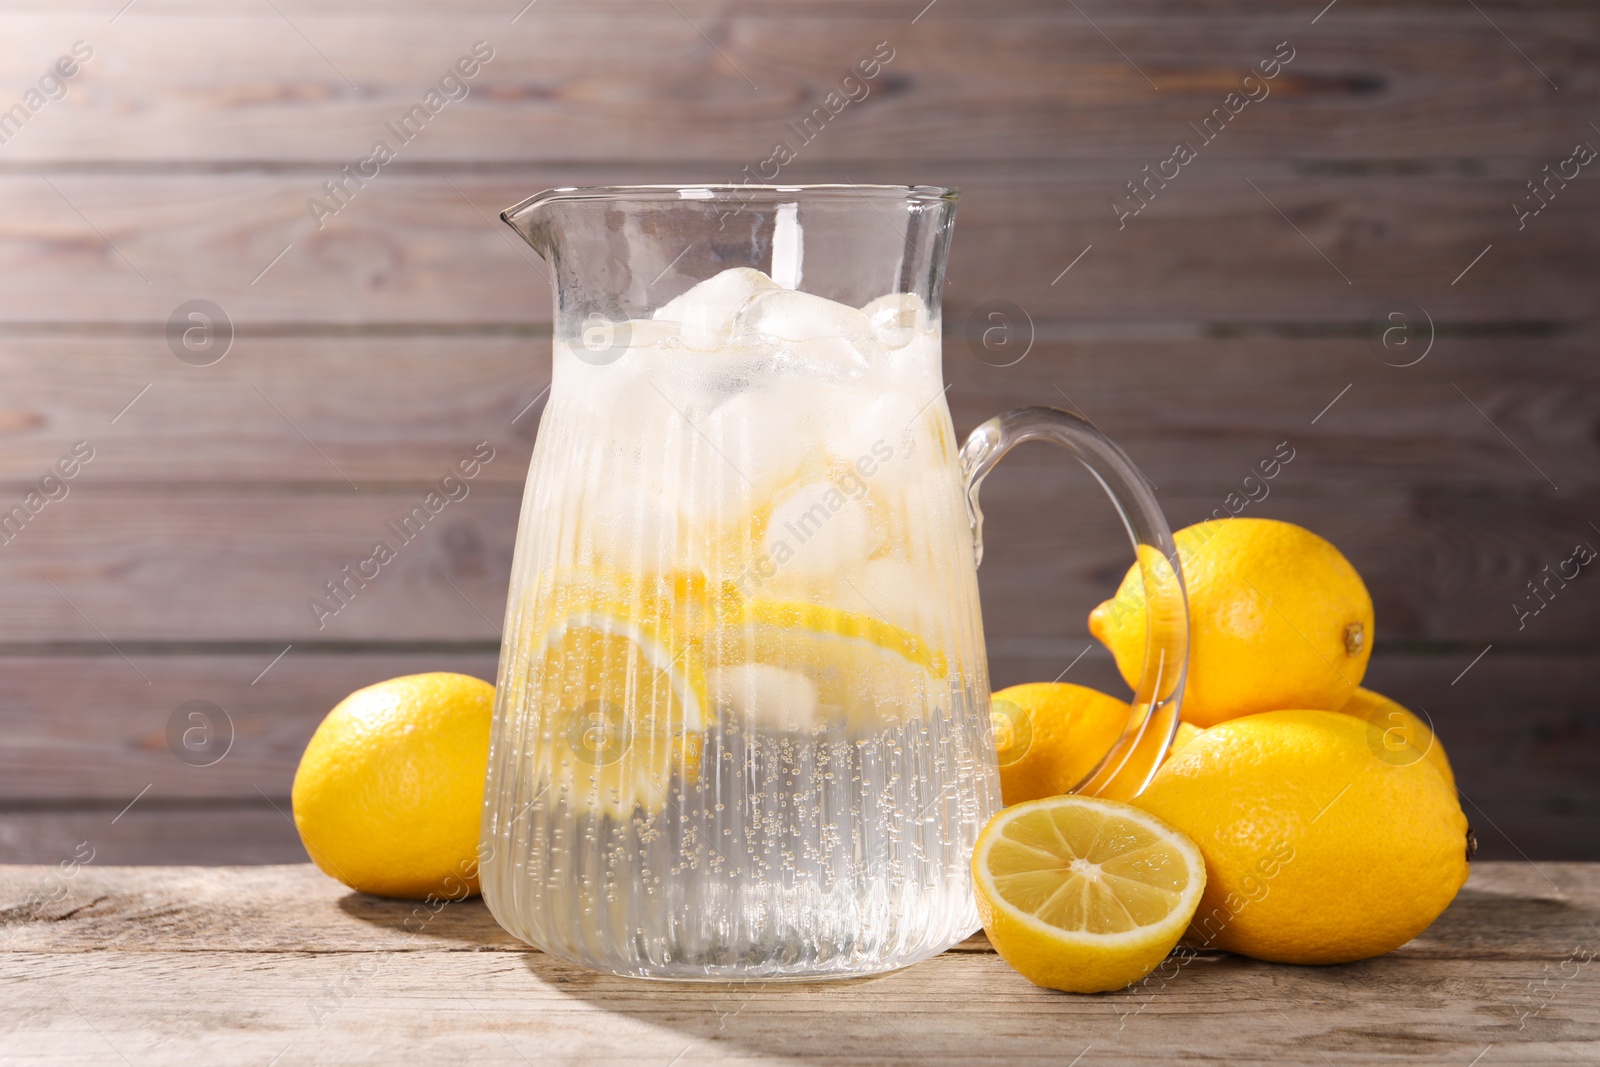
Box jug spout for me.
[501,188,567,260]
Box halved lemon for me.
[525,569,707,818]
[714,598,946,733]
[973,795,1206,993]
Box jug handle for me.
[960,406,1189,799]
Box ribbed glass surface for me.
[480,276,1001,980]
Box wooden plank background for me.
[0,0,1595,864]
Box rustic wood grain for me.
[0,0,1595,874]
[0,804,308,867]
[0,651,1591,862]
[1,333,1595,491]
[0,863,1595,1064]
[1,486,1592,644]
[975,488,1600,649]
[0,169,1594,326]
[13,784,1583,870]
[0,486,520,642]
[6,0,1597,13]
[0,9,1593,164]
[0,332,548,486]
[7,861,1590,955]
[949,335,1600,496]
[0,652,498,802]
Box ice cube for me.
[582,475,691,571]
[860,292,929,350]
[736,287,874,343]
[763,476,887,582]
[732,289,876,381]
[707,663,821,733]
[702,391,812,504]
[653,268,780,350]
[838,391,924,469]
[883,331,945,400]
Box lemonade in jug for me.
[480,186,1188,980]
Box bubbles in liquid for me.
[482,268,999,979]
[484,688,996,979]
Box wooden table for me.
[3,863,1596,1065]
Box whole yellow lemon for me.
[1132,709,1471,965]
[292,673,494,900]
[990,683,1130,805]
[1090,518,1373,727]
[1093,715,1205,803]
[1337,687,1454,792]
[1171,720,1203,753]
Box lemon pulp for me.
[527,571,707,819]
[712,598,945,733]
[974,795,1206,993]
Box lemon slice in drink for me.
[714,599,945,733]
[973,795,1206,993]
[739,600,945,675]
[529,570,707,818]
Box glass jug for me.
[480,185,1189,980]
